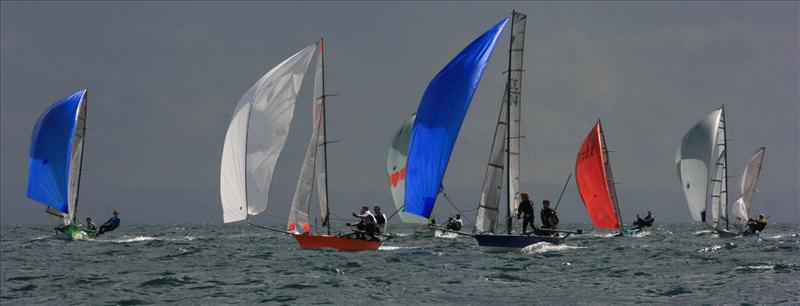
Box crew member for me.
[373,206,387,234]
[353,206,377,240]
[446,214,463,231]
[97,210,121,235]
[540,200,559,230]
[517,193,534,234]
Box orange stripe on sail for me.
[388,167,407,187]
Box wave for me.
[378,245,419,251]
[522,242,585,254]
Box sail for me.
[709,152,725,228]
[506,12,526,220]
[404,18,508,218]
[733,147,766,223]
[27,89,87,221]
[676,108,722,222]
[313,44,329,226]
[474,95,507,234]
[575,122,621,230]
[287,92,322,233]
[220,45,316,223]
[387,114,428,224]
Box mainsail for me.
[732,147,766,224]
[676,108,723,222]
[387,114,428,224]
[474,11,526,234]
[404,18,508,218]
[575,121,622,231]
[27,89,88,223]
[288,42,330,233]
[220,45,316,223]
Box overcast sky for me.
[1,2,798,226]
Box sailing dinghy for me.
[470,11,574,252]
[221,41,389,251]
[575,121,638,237]
[676,106,767,237]
[27,89,96,241]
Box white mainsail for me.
[676,108,722,222]
[67,94,88,222]
[220,45,316,223]
[732,147,766,224]
[474,11,526,234]
[313,47,329,226]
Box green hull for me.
[56,224,96,241]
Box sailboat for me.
[220,40,389,251]
[470,11,574,252]
[732,147,766,235]
[676,106,766,237]
[27,89,96,240]
[401,17,506,242]
[575,121,637,237]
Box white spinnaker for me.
[507,12,526,219]
[312,52,329,225]
[387,114,428,224]
[474,92,507,234]
[733,147,766,223]
[67,94,87,222]
[220,45,316,223]
[676,108,722,222]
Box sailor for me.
[517,193,534,234]
[85,217,97,231]
[97,210,121,235]
[540,200,559,230]
[642,211,655,227]
[632,214,645,230]
[373,206,387,234]
[445,214,463,231]
[353,206,377,240]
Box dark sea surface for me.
[1,223,799,305]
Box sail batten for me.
[404,18,508,218]
[220,45,316,223]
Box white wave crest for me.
[522,242,584,254]
[698,245,722,253]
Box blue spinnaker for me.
[27,89,87,215]
[404,18,507,218]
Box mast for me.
[720,105,729,230]
[599,121,624,234]
[72,91,88,224]
[320,38,331,235]
[505,10,515,235]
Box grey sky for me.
[1,2,798,225]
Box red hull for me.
[293,234,382,251]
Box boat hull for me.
[715,228,740,238]
[474,234,564,252]
[293,234,382,251]
[56,224,95,241]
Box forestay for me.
[387,114,428,224]
[404,18,507,218]
[220,45,316,223]
[27,89,88,222]
[676,108,722,222]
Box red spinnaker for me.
[575,122,621,230]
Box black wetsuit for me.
[541,207,559,229]
[98,216,120,235]
[375,214,387,234]
[518,200,534,234]
[446,218,462,231]
[642,215,654,227]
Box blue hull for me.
[474,234,565,252]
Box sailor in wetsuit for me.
[97,210,121,235]
[744,214,767,235]
[353,206,377,240]
[517,193,534,234]
[445,214,463,231]
[85,217,97,231]
[540,200,559,230]
[373,206,387,234]
[642,211,655,227]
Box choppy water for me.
[2,223,799,305]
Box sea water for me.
[1,223,798,305]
